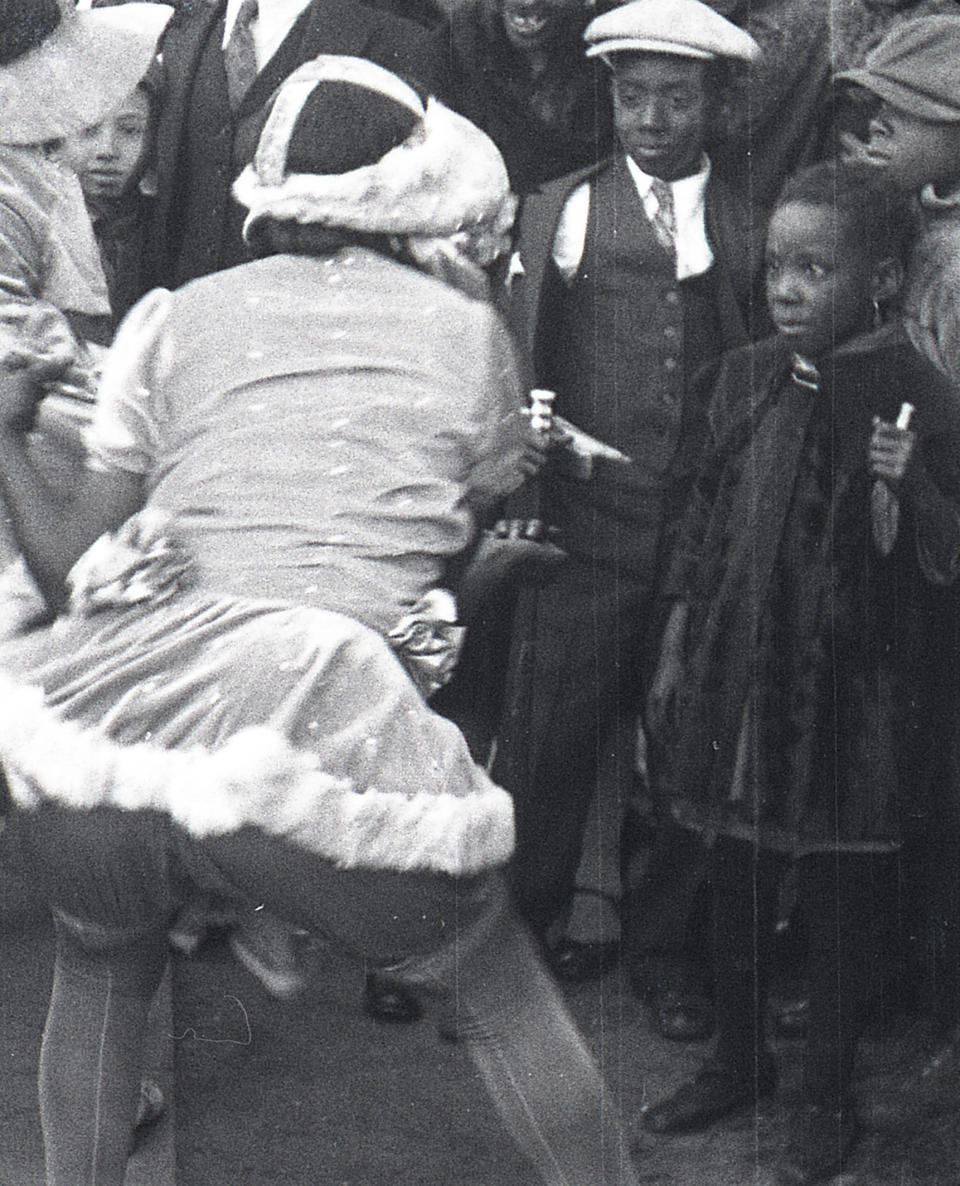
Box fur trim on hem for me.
[0,675,514,877]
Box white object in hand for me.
[528,389,556,436]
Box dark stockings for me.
[710,836,897,1103]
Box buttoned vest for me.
[541,156,723,576]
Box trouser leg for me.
[710,837,782,1071]
[797,852,897,1103]
[40,916,168,1186]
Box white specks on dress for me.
[248,402,266,413]
[330,417,350,430]
[328,465,349,477]
[246,295,261,307]
[247,350,265,361]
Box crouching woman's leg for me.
[16,804,176,1186]
[406,876,640,1186]
[40,914,168,1186]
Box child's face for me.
[860,101,960,193]
[59,87,152,206]
[765,201,875,358]
[611,54,709,182]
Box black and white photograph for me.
[0,0,958,1182]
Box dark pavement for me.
[3,809,958,1186]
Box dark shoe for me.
[778,1098,858,1184]
[632,957,713,1041]
[643,1056,777,1135]
[548,937,619,982]
[363,971,423,1024]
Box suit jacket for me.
[144,0,447,288]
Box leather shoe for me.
[778,1098,858,1184]
[643,1056,777,1134]
[548,937,619,982]
[363,971,423,1024]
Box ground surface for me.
[3,824,957,1186]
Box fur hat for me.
[0,0,172,145]
[233,56,516,268]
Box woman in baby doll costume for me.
[0,51,641,1186]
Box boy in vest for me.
[496,0,764,1032]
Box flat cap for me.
[836,16,960,123]
[584,0,760,64]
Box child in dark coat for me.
[643,161,960,1185]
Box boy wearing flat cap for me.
[839,15,960,387]
[838,9,960,1068]
[496,0,763,1013]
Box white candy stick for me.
[896,402,915,430]
[528,389,556,436]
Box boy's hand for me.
[869,416,917,492]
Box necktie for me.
[224,0,259,111]
[649,178,677,253]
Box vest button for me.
[664,325,678,340]
[664,357,678,372]
[665,290,680,305]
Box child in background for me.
[56,73,159,326]
[837,15,960,386]
[642,161,960,1185]
[835,10,960,1091]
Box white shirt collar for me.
[551,153,715,285]
[623,154,711,201]
[222,0,313,69]
[625,153,713,282]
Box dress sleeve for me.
[461,301,527,513]
[85,288,174,475]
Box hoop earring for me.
[872,297,883,329]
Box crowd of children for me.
[1,0,960,1184]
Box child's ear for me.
[872,256,904,307]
